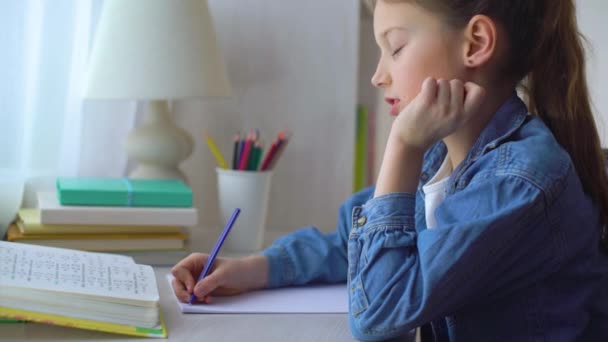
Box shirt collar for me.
[467,92,529,161]
[421,93,528,184]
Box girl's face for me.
[372,1,466,116]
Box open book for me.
[0,241,166,338]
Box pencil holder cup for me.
[216,168,273,253]
[0,172,24,239]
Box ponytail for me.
[524,0,608,252]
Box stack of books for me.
[6,177,198,266]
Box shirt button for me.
[420,173,429,182]
[357,216,367,226]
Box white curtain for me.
[0,0,136,211]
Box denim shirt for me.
[262,94,608,341]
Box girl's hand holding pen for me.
[171,253,269,303]
[391,77,485,151]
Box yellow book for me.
[7,224,187,251]
[0,307,167,338]
[0,241,167,338]
[18,208,182,235]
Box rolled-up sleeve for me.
[262,187,375,288]
[347,176,555,341]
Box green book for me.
[0,318,25,323]
[56,177,193,207]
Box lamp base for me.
[129,164,188,183]
[125,100,193,184]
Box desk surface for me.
[1,228,419,341]
[0,267,358,342]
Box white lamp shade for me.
[84,0,232,100]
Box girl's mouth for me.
[385,98,401,116]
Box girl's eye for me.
[391,46,404,57]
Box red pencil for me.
[260,139,280,171]
[260,130,289,171]
[238,131,254,170]
[267,131,290,170]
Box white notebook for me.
[167,274,348,314]
[37,191,198,226]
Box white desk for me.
[1,228,418,341]
[0,266,359,342]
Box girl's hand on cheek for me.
[391,77,486,150]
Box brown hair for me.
[373,0,608,251]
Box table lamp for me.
[84,0,232,182]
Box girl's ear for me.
[462,15,497,68]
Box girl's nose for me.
[371,66,390,89]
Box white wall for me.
[173,1,360,236]
[578,0,608,145]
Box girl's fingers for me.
[171,253,207,292]
[418,77,438,107]
[171,267,196,293]
[436,79,451,110]
[449,79,465,111]
[171,277,190,303]
[193,271,222,299]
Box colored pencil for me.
[232,133,240,170]
[203,131,228,169]
[237,135,246,169]
[268,132,290,170]
[238,131,254,170]
[260,130,287,171]
[260,139,280,171]
[252,142,264,171]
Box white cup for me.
[0,172,24,239]
[216,168,273,253]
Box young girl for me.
[172,0,608,340]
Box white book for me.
[0,241,166,337]
[37,192,198,226]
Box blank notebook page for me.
[167,274,347,313]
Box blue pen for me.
[189,208,241,304]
